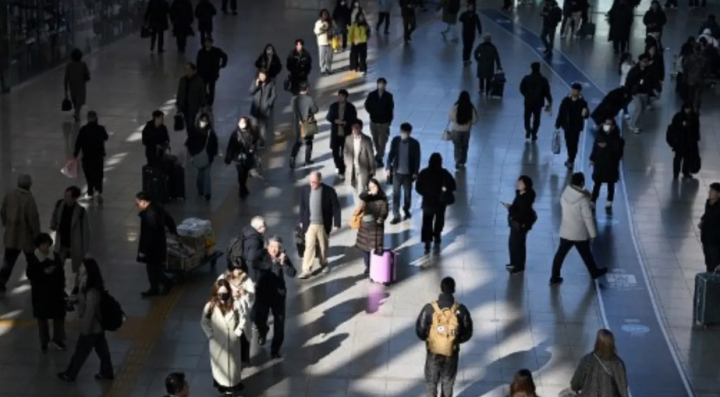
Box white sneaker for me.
[606,201,613,208]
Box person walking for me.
[201,278,248,395]
[344,120,377,202]
[290,82,319,169]
[682,47,706,112]
[364,78,395,166]
[377,0,393,34]
[169,0,194,53]
[555,83,589,169]
[416,153,457,253]
[624,54,652,133]
[315,9,334,75]
[144,0,170,53]
[509,369,540,397]
[348,12,371,74]
[700,183,720,273]
[254,44,283,81]
[0,174,40,292]
[216,267,255,365]
[607,0,633,55]
[569,329,630,397]
[333,0,352,51]
[49,186,90,296]
[540,0,562,55]
[355,178,389,275]
[642,1,666,49]
[386,122,421,224]
[194,0,216,44]
[165,372,190,397]
[135,191,177,297]
[249,69,277,141]
[590,119,625,212]
[400,0,418,43]
[459,2,483,65]
[286,39,313,95]
[57,259,114,382]
[415,277,473,397]
[26,233,67,353]
[326,89,358,178]
[448,91,478,170]
[438,0,461,42]
[73,110,109,204]
[142,110,170,167]
[176,63,207,135]
[550,173,608,285]
[667,103,701,180]
[503,176,537,274]
[252,236,297,358]
[228,216,267,276]
[298,172,341,279]
[224,117,259,200]
[350,0,367,22]
[474,34,502,94]
[64,49,90,122]
[221,0,237,15]
[591,86,630,128]
[196,37,228,107]
[519,62,553,140]
[186,113,219,201]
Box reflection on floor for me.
[0,0,718,396]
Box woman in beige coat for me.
[217,268,255,364]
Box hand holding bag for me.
[552,129,562,155]
[61,97,73,112]
[349,205,364,230]
[191,134,210,169]
[61,159,78,178]
[300,115,318,139]
[441,122,454,141]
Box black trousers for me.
[540,27,556,51]
[64,332,113,379]
[703,244,719,272]
[377,12,390,32]
[591,181,616,202]
[221,0,237,12]
[523,105,542,137]
[551,238,601,279]
[363,250,371,271]
[291,136,314,163]
[508,227,527,270]
[236,164,250,198]
[421,206,446,243]
[0,248,31,285]
[82,157,104,195]
[461,35,475,62]
[673,152,691,177]
[613,38,629,54]
[479,77,492,92]
[150,30,165,51]
[146,261,171,291]
[204,80,217,105]
[424,352,459,397]
[331,138,346,174]
[392,173,413,217]
[38,317,66,347]
[240,334,250,362]
[403,16,416,41]
[564,129,581,163]
[199,30,212,44]
[349,43,368,72]
[176,35,187,52]
[254,293,286,354]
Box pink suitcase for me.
[369,249,396,285]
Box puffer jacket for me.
[559,185,597,241]
[415,293,473,352]
[355,192,389,252]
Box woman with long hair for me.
[186,112,219,201]
[355,178,389,275]
[415,153,457,252]
[448,90,478,170]
[224,117,259,200]
[569,329,629,397]
[509,368,539,397]
[254,43,283,80]
[64,48,90,122]
[348,12,371,74]
[314,9,334,74]
[503,175,537,274]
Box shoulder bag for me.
[296,99,318,139]
[191,134,210,168]
[593,354,624,397]
[441,121,454,141]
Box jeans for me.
[421,206,446,243]
[254,293,286,354]
[403,16,416,41]
[540,27,556,51]
[150,30,164,51]
[461,35,475,62]
[564,129,581,163]
[508,227,527,270]
[82,157,104,195]
[370,123,390,162]
[349,43,368,72]
[424,352,459,397]
[524,105,542,137]
[702,244,719,272]
[204,80,217,105]
[331,137,346,174]
[146,261,171,291]
[302,224,329,273]
[452,130,470,165]
[221,0,237,12]
[318,45,333,72]
[196,165,211,196]
[64,332,113,379]
[0,248,31,285]
[591,182,616,202]
[630,94,648,128]
[236,165,250,198]
[377,12,390,32]
[38,318,66,347]
[176,35,187,52]
[551,238,601,279]
[392,173,413,218]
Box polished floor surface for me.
[0,0,718,396]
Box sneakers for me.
[297,272,311,280]
[389,217,401,225]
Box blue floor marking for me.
[480,8,694,397]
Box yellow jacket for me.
[348,23,370,45]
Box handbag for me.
[349,206,364,230]
[300,116,319,138]
[552,129,562,155]
[61,97,73,112]
[593,354,624,397]
[441,122,453,141]
[191,134,210,168]
[60,159,78,178]
[174,114,185,131]
[141,25,151,38]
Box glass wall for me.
[0,0,147,92]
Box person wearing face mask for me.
[502,176,537,274]
[326,89,358,178]
[201,278,248,394]
[348,13,371,74]
[415,153,456,253]
[185,113,219,201]
[555,83,589,169]
[176,63,207,135]
[667,103,701,180]
[49,186,90,297]
[364,78,395,166]
[217,267,255,365]
[386,123,421,224]
[254,44,283,80]
[249,69,277,142]
[315,9,334,75]
[350,0,367,23]
[344,120,377,203]
[355,179,389,275]
[624,54,652,134]
[286,39,313,94]
[589,119,625,212]
[142,110,170,167]
[225,117,259,200]
[73,110,109,204]
[252,236,296,358]
[195,37,228,107]
[333,0,352,51]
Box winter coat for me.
[144,0,170,31]
[355,192,389,252]
[292,93,319,140]
[645,52,665,87]
[255,52,283,80]
[235,224,265,279]
[249,80,277,120]
[400,0,417,17]
[314,19,332,46]
[137,202,177,264]
[201,303,247,388]
[333,2,352,30]
[508,190,536,232]
[474,42,501,78]
[224,129,258,169]
[683,51,706,86]
[415,293,473,349]
[624,65,653,95]
[299,184,342,235]
[216,272,256,312]
[559,185,597,241]
[348,22,371,44]
[286,49,313,79]
[570,353,629,397]
[700,29,718,47]
[251,251,297,299]
[364,89,395,124]
[416,166,457,209]
[176,74,207,115]
[26,250,66,320]
[519,72,552,108]
[667,111,700,156]
[141,121,170,166]
[590,133,625,183]
[170,0,194,37]
[77,286,102,335]
[459,10,482,38]
[196,46,228,82]
[73,121,108,160]
[701,200,720,246]
[326,101,358,148]
[591,87,629,126]
[608,2,633,42]
[555,95,589,132]
[437,0,461,24]
[1,188,40,252]
[50,200,90,272]
[64,61,89,106]
[642,8,666,34]
[386,136,421,175]
[343,134,376,190]
[541,4,562,29]
[378,0,394,13]
[194,0,216,32]
[185,127,219,164]
[448,103,478,132]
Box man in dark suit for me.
[135,191,177,297]
[297,172,341,279]
[387,122,421,224]
[326,89,357,179]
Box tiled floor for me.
[0,0,718,396]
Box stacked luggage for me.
[168,218,219,273]
[142,154,185,203]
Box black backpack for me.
[226,234,246,269]
[99,290,125,331]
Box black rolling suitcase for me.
[693,272,720,327]
[490,72,506,98]
[167,165,186,201]
[142,165,169,203]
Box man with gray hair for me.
[0,174,41,292]
[227,215,267,277]
[297,172,341,279]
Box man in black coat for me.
[169,0,194,53]
[326,89,357,178]
[286,39,313,95]
[227,216,267,278]
[555,83,589,169]
[196,37,228,106]
[540,0,562,55]
[142,110,170,167]
[386,122,421,224]
[459,2,482,65]
[249,70,277,142]
[144,0,170,53]
[73,111,108,203]
[194,0,216,44]
[474,35,502,95]
[221,0,238,15]
[700,183,720,273]
[519,62,553,140]
[364,78,395,166]
[136,191,177,297]
[400,0,418,43]
[297,172,341,279]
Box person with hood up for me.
[503,176,537,274]
[255,44,283,81]
[169,0,194,53]
[459,2,483,65]
[225,117,259,200]
[314,9,334,75]
[474,34,501,94]
[555,82,589,169]
[550,172,608,285]
[519,62,553,140]
[194,0,216,44]
[437,0,461,41]
[333,0,352,51]
[195,37,228,106]
[144,0,170,53]
[185,112,219,201]
[590,119,625,212]
[377,0,393,35]
[415,153,456,253]
[667,103,701,180]
[286,39,313,95]
[73,110,109,204]
[142,110,170,167]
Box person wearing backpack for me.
[502,176,537,274]
[227,216,266,278]
[58,258,114,382]
[415,277,473,397]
